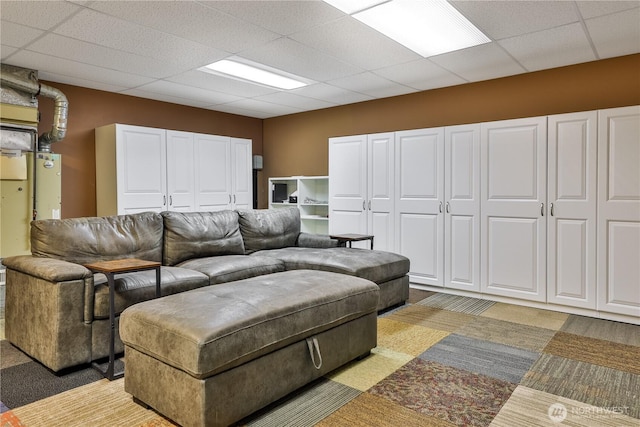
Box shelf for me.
[269,175,329,235]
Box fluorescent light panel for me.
[325,0,490,57]
[201,59,308,90]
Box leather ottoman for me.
[120,270,379,427]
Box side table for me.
[83,258,161,380]
[329,233,375,250]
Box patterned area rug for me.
[1,290,639,427]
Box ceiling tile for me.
[576,1,639,19]
[585,8,640,59]
[0,0,82,30]
[128,80,242,106]
[208,1,344,36]
[121,88,212,109]
[53,9,226,67]
[290,83,373,105]
[28,34,189,79]
[220,98,302,118]
[374,59,467,90]
[87,0,279,54]
[452,0,580,40]
[430,43,526,82]
[0,21,44,49]
[499,23,596,72]
[37,70,130,94]
[1,46,18,61]
[239,37,362,82]
[8,50,155,88]
[328,72,417,98]
[290,16,421,70]
[254,92,336,111]
[167,70,278,98]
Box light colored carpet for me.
[417,293,495,315]
[456,316,557,352]
[560,315,640,347]
[480,302,569,330]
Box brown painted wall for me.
[36,55,640,215]
[36,84,263,218]
[261,54,640,207]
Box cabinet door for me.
[166,130,195,212]
[395,128,445,286]
[547,112,597,309]
[195,134,231,211]
[329,135,368,236]
[116,125,166,214]
[230,138,253,210]
[445,124,480,291]
[481,117,547,301]
[368,133,395,251]
[597,106,640,317]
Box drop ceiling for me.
[1,1,639,119]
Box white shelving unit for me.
[269,176,329,234]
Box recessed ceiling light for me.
[199,58,310,90]
[325,0,491,57]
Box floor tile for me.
[544,331,640,375]
[491,385,640,426]
[417,293,496,315]
[480,302,569,330]
[560,315,640,347]
[0,341,32,370]
[370,358,516,427]
[457,316,556,352]
[420,334,539,383]
[407,288,436,304]
[243,379,360,427]
[385,304,475,332]
[326,347,413,391]
[521,353,640,419]
[316,392,456,427]
[377,318,450,356]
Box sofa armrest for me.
[296,233,339,248]
[2,255,92,282]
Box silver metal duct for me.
[0,71,68,152]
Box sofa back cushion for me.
[162,210,245,265]
[237,208,300,254]
[31,212,163,265]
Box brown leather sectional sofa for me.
[3,207,409,372]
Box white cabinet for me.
[95,124,252,215]
[269,176,328,234]
[195,135,252,211]
[394,125,480,290]
[328,133,394,250]
[445,124,481,292]
[481,117,548,302]
[395,128,444,285]
[547,111,598,309]
[597,105,640,317]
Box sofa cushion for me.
[31,212,163,265]
[162,210,245,266]
[252,247,410,284]
[177,255,285,285]
[120,270,379,379]
[237,208,300,254]
[93,266,209,319]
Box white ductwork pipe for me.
[0,71,68,152]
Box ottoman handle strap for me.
[306,337,323,370]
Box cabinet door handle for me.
[446,202,450,213]
[550,203,554,217]
[169,195,173,206]
[233,194,236,204]
[541,203,544,216]
[439,201,442,213]
[363,200,366,211]
[368,200,371,211]
[229,194,232,204]
[163,195,166,206]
